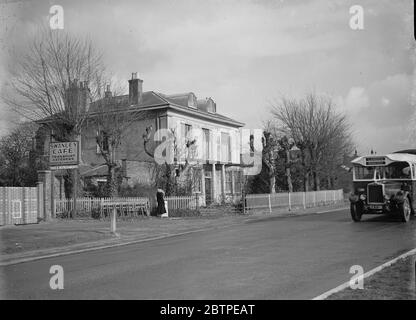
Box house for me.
[38,73,246,205]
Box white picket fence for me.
[54,189,344,218]
[54,197,150,218]
[54,195,201,218]
[164,195,198,212]
[245,189,344,213]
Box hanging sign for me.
[49,141,79,169]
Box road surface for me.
[1,209,416,299]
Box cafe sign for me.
[49,141,79,169]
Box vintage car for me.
[349,150,416,222]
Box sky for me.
[0,0,414,155]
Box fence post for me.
[313,191,316,207]
[303,192,306,209]
[243,191,246,214]
[110,207,117,234]
[36,182,44,221]
[268,194,272,214]
[196,193,200,210]
[288,192,291,211]
[146,198,151,216]
[100,198,104,219]
[37,170,52,221]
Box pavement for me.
[1,205,415,299]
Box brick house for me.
[39,73,246,205]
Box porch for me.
[201,163,243,206]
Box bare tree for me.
[271,92,354,191]
[261,122,279,193]
[277,135,297,193]
[3,26,104,138]
[88,84,150,197]
[2,25,107,215]
[261,121,301,193]
[143,126,198,195]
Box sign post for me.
[49,141,79,218]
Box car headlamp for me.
[359,194,366,201]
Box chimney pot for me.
[105,84,112,98]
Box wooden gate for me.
[0,186,42,226]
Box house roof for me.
[86,91,244,128]
[79,164,108,177]
[37,86,244,128]
[88,91,165,112]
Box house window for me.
[157,116,167,130]
[225,171,232,193]
[216,134,220,162]
[96,131,109,154]
[156,116,168,140]
[181,123,193,144]
[194,168,202,192]
[185,124,192,140]
[202,128,210,160]
[179,123,193,161]
[221,132,231,162]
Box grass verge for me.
[328,254,416,300]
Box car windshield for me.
[354,162,412,180]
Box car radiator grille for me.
[368,184,383,203]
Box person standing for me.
[156,188,167,216]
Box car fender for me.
[394,190,408,204]
[349,193,359,203]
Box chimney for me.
[66,79,88,116]
[128,72,143,105]
[105,84,112,98]
[79,81,89,114]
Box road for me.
[1,209,416,299]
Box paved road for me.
[1,209,416,299]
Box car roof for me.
[351,153,416,166]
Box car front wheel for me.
[350,202,363,222]
[398,198,411,222]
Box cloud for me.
[0,0,413,154]
[338,87,370,114]
[381,97,390,107]
[337,73,413,154]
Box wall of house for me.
[124,160,155,187]
[166,110,241,165]
[80,110,166,167]
[79,109,242,169]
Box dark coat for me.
[156,189,166,214]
